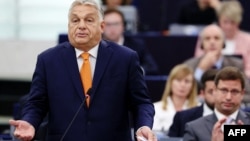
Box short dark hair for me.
[104,8,126,26]
[102,0,129,5]
[215,66,245,89]
[200,69,218,90]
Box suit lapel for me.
[205,113,218,134]
[236,110,250,124]
[61,42,84,101]
[222,56,227,67]
[91,40,113,101]
[197,105,204,117]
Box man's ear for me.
[100,20,105,33]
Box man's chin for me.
[75,39,88,44]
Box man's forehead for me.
[70,5,97,13]
[201,25,224,38]
[203,30,222,37]
[217,79,242,87]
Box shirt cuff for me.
[194,68,204,82]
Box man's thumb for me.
[9,119,19,126]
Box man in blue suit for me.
[9,0,156,141]
[168,69,218,137]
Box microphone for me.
[60,88,92,141]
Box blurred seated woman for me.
[153,64,199,132]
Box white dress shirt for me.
[223,40,236,55]
[75,44,99,78]
[153,97,189,132]
[202,102,213,116]
[214,108,239,121]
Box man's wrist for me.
[136,126,151,134]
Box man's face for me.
[68,5,104,49]
[202,80,216,109]
[214,79,244,115]
[202,26,224,54]
[219,15,239,38]
[103,12,124,42]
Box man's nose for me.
[225,92,232,100]
[78,20,86,29]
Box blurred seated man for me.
[177,0,220,25]
[183,66,250,141]
[103,8,158,75]
[184,24,250,104]
[168,69,218,137]
[195,1,250,78]
[102,0,138,34]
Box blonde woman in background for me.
[153,64,199,132]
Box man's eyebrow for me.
[85,13,98,17]
[69,13,78,18]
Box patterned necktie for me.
[80,52,92,107]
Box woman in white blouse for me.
[153,64,199,132]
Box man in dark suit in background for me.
[102,8,159,75]
[168,69,218,137]
[9,0,156,141]
[184,66,250,141]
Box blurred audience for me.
[102,8,158,74]
[153,64,199,132]
[195,0,250,78]
[183,66,250,141]
[184,24,250,104]
[184,24,243,81]
[177,0,221,25]
[168,69,218,137]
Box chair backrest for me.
[169,24,206,36]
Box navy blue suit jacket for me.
[22,40,154,141]
[168,105,203,137]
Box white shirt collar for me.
[214,108,239,121]
[74,44,99,59]
[117,36,124,46]
[168,97,189,110]
[203,103,213,116]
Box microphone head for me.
[87,88,92,95]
